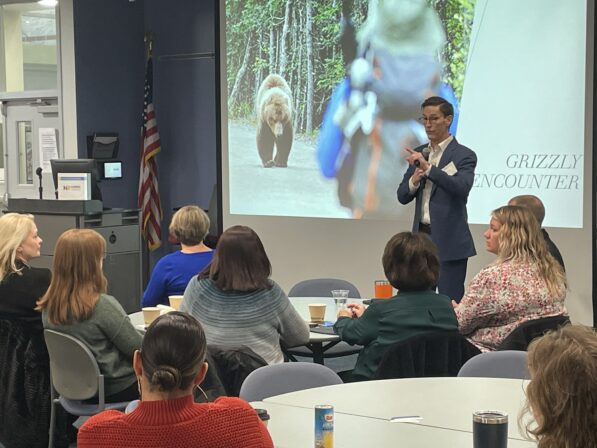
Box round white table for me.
[253,400,536,448]
[262,377,534,443]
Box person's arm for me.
[333,303,379,345]
[454,269,496,335]
[427,149,477,199]
[100,295,143,357]
[140,258,168,307]
[397,163,418,205]
[273,285,310,348]
[180,276,200,314]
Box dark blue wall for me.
[73,0,145,209]
[144,0,218,220]
[73,0,218,254]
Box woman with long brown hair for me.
[522,325,597,448]
[181,225,309,364]
[454,205,567,351]
[37,229,142,401]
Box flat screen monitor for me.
[101,161,122,179]
[50,158,102,201]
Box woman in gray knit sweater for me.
[181,225,309,364]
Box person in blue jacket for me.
[397,96,476,301]
[141,206,213,307]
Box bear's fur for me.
[255,74,294,167]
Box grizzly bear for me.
[255,74,294,168]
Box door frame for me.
[1,93,60,200]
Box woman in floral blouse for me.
[454,205,567,352]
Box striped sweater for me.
[181,278,309,364]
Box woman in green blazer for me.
[334,232,458,381]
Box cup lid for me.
[473,411,508,424]
[255,408,270,421]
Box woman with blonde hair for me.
[141,205,214,307]
[522,324,597,448]
[37,229,142,401]
[0,214,52,447]
[454,205,567,351]
[0,213,50,319]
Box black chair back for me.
[197,345,267,402]
[373,331,481,380]
[498,315,571,351]
[0,318,50,448]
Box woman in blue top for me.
[141,206,214,307]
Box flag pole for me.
[138,31,163,252]
[144,31,153,61]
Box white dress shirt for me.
[408,135,453,225]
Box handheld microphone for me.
[36,167,43,200]
[414,147,431,168]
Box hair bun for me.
[150,365,182,391]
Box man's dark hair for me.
[421,96,454,118]
[141,312,207,392]
[382,232,440,292]
[201,225,272,291]
[508,195,545,226]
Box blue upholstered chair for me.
[239,362,343,402]
[44,330,131,448]
[458,350,529,380]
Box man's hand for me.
[410,168,426,187]
[405,148,430,171]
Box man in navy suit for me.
[397,96,476,301]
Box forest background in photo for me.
[225,0,477,137]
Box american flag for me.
[138,56,162,250]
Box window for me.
[0,2,58,93]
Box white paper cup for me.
[308,303,327,323]
[142,307,161,325]
[168,295,184,311]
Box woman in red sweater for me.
[78,312,273,448]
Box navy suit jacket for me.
[397,137,476,262]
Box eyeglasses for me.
[418,116,442,124]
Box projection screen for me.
[219,0,594,325]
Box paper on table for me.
[389,416,423,423]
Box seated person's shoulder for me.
[79,410,125,432]
[95,293,127,316]
[153,251,177,268]
[30,265,52,278]
[208,397,264,426]
[212,396,254,411]
[267,280,285,294]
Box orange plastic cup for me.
[374,280,393,299]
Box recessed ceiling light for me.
[38,0,58,7]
